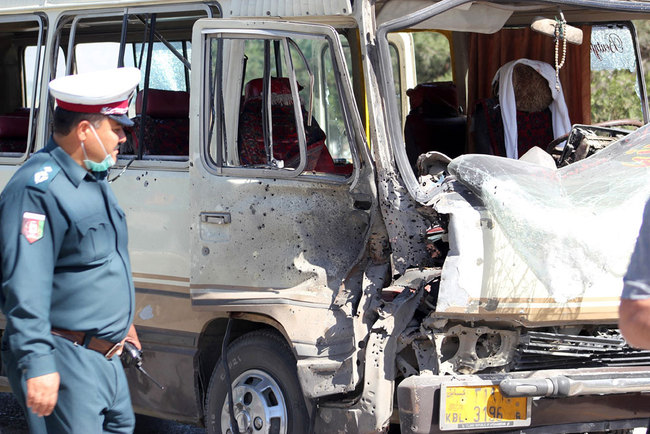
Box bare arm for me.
[619,298,650,349]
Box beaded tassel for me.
[554,14,567,91]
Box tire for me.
[205,330,309,434]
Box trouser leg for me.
[102,356,134,433]
[2,337,134,434]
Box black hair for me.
[52,107,106,136]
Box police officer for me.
[0,67,141,433]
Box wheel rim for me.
[220,369,288,434]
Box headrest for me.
[9,108,31,117]
[512,63,552,112]
[244,78,303,103]
[407,82,459,117]
[0,115,29,138]
[136,89,190,118]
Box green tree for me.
[591,70,643,123]
[413,32,452,83]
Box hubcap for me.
[220,369,287,434]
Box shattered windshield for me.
[591,24,636,72]
[590,23,644,123]
[448,126,650,301]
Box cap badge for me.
[22,212,45,244]
[101,105,128,116]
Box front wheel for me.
[205,330,309,434]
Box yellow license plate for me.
[440,384,531,431]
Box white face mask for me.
[81,124,115,172]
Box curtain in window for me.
[468,26,592,128]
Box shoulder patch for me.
[22,212,46,243]
[28,162,61,191]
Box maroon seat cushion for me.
[473,98,553,158]
[238,98,326,170]
[129,89,190,156]
[0,115,29,153]
[135,89,189,118]
[239,78,337,172]
[129,116,189,156]
[516,108,554,156]
[406,82,459,117]
[404,82,467,166]
[473,97,506,156]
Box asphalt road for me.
[0,393,26,434]
[0,392,206,434]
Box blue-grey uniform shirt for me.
[623,198,650,300]
[0,137,135,380]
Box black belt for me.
[51,328,123,359]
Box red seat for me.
[0,115,29,153]
[239,78,344,173]
[129,89,190,156]
[404,82,467,169]
[473,98,554,157]
[472,62,558,158]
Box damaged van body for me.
[2,0,650,433]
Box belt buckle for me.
[105,342,123,359]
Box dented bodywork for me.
[348,1,650,433]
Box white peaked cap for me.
[49,67,141,126]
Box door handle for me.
[200,212,231,224]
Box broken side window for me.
[51,5,215,162]
[590,23,647,124]
[205,30,354,178]
[387,30,461,170]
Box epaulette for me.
[27,161,61,191]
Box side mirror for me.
[531,16,583,45]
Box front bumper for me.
[397,367,650,433]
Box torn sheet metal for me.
[447,125,650,303]
[431,187,485,312]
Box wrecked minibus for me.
[2,0,650,432]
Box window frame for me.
[208,31,308,177]
[0,13,45,162]
[199,24,361,183]
[50,3,217,170]
[318,37,355,164]
[589,21,649,124]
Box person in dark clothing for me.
[0,67,141,433]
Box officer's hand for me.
[116,324,141,356]
[26,372,60,417]
[124,324,141,350]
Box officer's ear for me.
[75,120,92,143]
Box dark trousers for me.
[3,335,134,433]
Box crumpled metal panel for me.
[221,0,352,17]
[430,186,485,314]
[315,284,424,433]
[431,324,518,375]
[448,124,650,303]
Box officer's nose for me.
[117,128,127,144]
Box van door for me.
[188,19,376,309]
